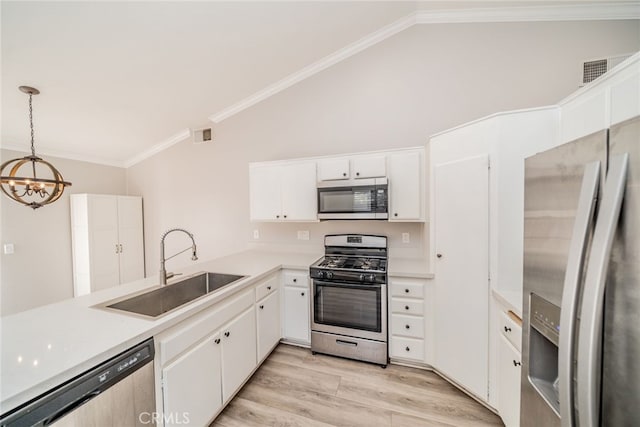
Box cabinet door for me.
[249,165,282,221]
[498,335,521,427]
[162,334,222,427]
[116,196,145,284]
[221,307,257,402]
[283,286,310,344]
[352,154,386,179]
[88,195,120,291]
[388,151,423,221]
[280,162,317,221]
[434,155,489,400]
[317,157,350,181]
[257,290,281,361]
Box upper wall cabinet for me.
[70,194,145,296]
[249,161,318,222]
[388,150,424,221]
[317,154,386,181]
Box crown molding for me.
[209,3,639,126]
[123,128,191,168]
[208,12,419,124]
[0,143,126,168]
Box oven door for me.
[311,280,387,342]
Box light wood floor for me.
[212,344,503,427]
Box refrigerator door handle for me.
[558,161,601,427]
[577,153,629,427]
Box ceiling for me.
[2,1,637,167]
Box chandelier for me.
[0,86,72,209]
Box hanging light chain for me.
[28,92,36,157]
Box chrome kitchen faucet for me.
[159,228,198,285]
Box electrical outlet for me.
[253,230,260,239]
[297,230,310,241]
[402,233,410,244]
[3,243,14,254]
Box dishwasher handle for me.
[43,391,102,426]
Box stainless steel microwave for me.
[317,178,388,220]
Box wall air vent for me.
[192,128,213,144]
[581,54,632,86]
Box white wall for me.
[127,20,640,276]
[0,150,127,315]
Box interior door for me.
[434,154,489,399]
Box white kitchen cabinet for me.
[249,161,317,222]
[257,289,281,362]
[388,150,424,221]
[317,154,386,181]
[220,307,257,402]
[70,194,144,296]
[282,270,310,345]
[498,335,522,427]
[161,334,222,427]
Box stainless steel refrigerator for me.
[521,115,639,427]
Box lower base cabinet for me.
[221,307,257,401]
[282,270,310,344]
[257,290,281,361]
[498,335,522,427]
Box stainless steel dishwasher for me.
[0,338,155,427]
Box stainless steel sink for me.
[97,272,246,318]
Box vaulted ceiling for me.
[2,1,637,167]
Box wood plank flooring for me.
[212,344,503,427]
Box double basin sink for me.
[98,272,246,318]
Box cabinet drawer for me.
[390,336,425,361]
[390,280,424,298]
[157,289,253,366]
[255,275,278,301]
[500,310,522,352]
[283,271,308,287]
[392,314,424,338]
[391,298,424,315]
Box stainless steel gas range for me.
[309,234,388,366]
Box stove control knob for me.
[359,274,366,282]
[316,270,325,279]
[325,271,334,280]
[368,274,376,282]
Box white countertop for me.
[388,257,434,279]
[0,249,321,414]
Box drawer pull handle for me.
[405,288,410,293]
[336,339,358,347]
[259,305,264,310]
[214,338,220,344]
[293,278,297,283]
[513,360,521,367]
[267,286,272,290]
[224,332,230,337]
[504,326,512,332]
[405,346,410,352]
[405,305,410,310]
[405,324,410,330]
[301,292,305,296]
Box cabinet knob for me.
[513,360,521,367]
[342,172,347,177]
[224,331,230,337]
[214,338,220,344]
[405,288,410,293]
[267,286,272,290]
[405,324,410,330]
[405,305,410,310]
[284,215,287,218]
[259,305,264,310]
[394,213,398,217]
[301,292,305,296]
[356,172,360,176]
[405,346,410,352]
[276,215,280,219]
[436,253,443,258]
[504,326,512,333]
[293,278,297,283]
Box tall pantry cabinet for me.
[70,194,145,296]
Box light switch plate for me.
[3,243,15,255]
[402,233,410,244]
[253,230,260,239]
[297,230,310,241]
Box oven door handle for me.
[313,280,385,289]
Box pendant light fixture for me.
[0,86,72,209]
